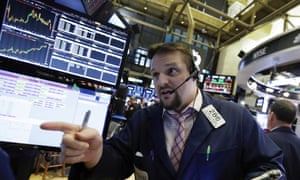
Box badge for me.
[202,105,226,128]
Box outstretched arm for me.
[40,122,103,169]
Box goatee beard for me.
[161,92,181,111]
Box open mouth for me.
[160,89,172,96]
[161,91,169,95]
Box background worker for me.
[267,99,300,180]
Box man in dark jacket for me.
[0,148,15,180]
[267,99,300,180]
[125,96,141,120]
[41,42,285,179]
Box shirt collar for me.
[162,89,203,116]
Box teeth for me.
[161,89,171,95]
[162,91,168,95]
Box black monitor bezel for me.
[0,58,114,151]
[0,0,129,150]
[0,0,131,90]
[201,74,236,96]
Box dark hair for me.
[148,42,196,74]
[270,99,296,124]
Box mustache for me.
[158,87,172,94]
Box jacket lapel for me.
[178,110,213,174]
[178,94,215,175]
[148,94,216,177]
[149,105,176,175]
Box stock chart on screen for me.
[0,0,130,87]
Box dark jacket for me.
[125,103,141,120]
[69,92,285,180]
[267,127,300,180]
[0,148,15,180]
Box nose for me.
[156,74,169,87]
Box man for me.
[41,42,285,179]
[267,99,300,180]
[125,96,141,120]
[0,144,38,180]
[0,148,15,180]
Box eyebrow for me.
[150,62,178,73]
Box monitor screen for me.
[255,97,264,107]
[55,0,86,13]
[127,84,144,98]
[0,0,130,88]
[0,67,112,149]
[202,74,235,95]
[81,0,106,16]
[142,87,156,101]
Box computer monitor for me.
[81,0,107,16]
[0,0,130,149]
[55,0,86,13]
[0,0,130,88]
[0,65,112,150]
[142,87,156,101]
[127,84,144,98]
[202,74,235,95]
[255,97,264,107]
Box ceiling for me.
[110,0,300,101]
[112,0,300,49]
[237,27,300,101]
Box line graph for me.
[0,45,47,55]
[4,0,56,37]
[0,31,49,64]
[6,5,52,31]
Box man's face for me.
[150,51,196,112]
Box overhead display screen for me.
[202,74,235,95]
[0,0,130,88]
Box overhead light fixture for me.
[265,87,274,93]
[128,77,143,83]
[283,92,290,97]
[247,80,257,90]
[201,28,208,33]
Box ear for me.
[269,111,273,119]
[267,111,275,129]
[269,111,278,123]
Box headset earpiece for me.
[191,70,199,79]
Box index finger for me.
[40,121,81,133]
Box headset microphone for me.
[168,71,198,94]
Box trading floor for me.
[1,0,299,179]
[29,170,135,180]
